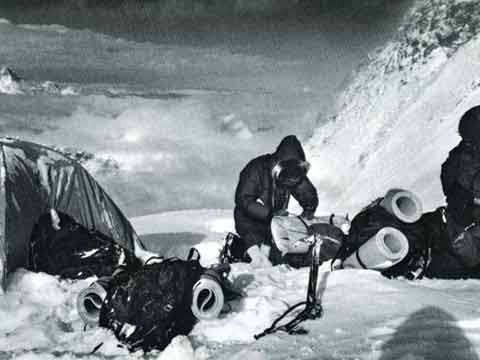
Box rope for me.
[90,342,104,354]
[296,215,310,230]
[254,301,308,340]
[254,300,324,340]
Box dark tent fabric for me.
[0,138,145,288]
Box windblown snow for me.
[3,0,480,359]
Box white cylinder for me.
[191,275,224,321]
[380,189,423,223]
[343,227,409,270]
[76,281,108,327]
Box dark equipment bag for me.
[343,199,429,279]
[423,207,480,279]
[220,221,344,269]
[99,250,203,352]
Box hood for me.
[273,135,306,162]
[458,105,480,143]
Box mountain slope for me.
[306,0,480,216]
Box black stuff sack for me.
[99,250,203,352]
[344,199,428,279]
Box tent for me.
[0,138,145,288]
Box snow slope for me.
[306,0,480,217]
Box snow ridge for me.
[306,0,480,216]
[0,67,79,96]
[387,0,480,73]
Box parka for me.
[234,135,318,248]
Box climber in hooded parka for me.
[233,135,318,266]
[425,105,480,278]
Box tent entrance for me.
[29,211,126,279]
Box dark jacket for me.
[441,140,480,228]
[423,208,480,278]
[234,135,318,247]
[440,140,480,271]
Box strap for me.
[296,215,310,232]
[90,342,104,354]
[254,301,308,339]
[254,300,323,340]
[187,247,201,262]
[355,250,368,269]
[330,241,348,271]
[329,213,335,225]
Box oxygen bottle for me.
[77,267,127,326]
[191,264,231,321]
[342,227,409,270]
[380,189,423,223]
[76,277,110,327]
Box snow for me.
[158,336,195,360]
[0,67,23,95]
[0,68,80,96]
[0,270,129,358]
[132,209,234,265]
[2,0,480,358]
[3,209,480,359]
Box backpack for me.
[424,207,480,279]
[99,249,203,352]
[343,199,429,279]
[220,221,344,269]
[29,212,130,279]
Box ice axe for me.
[254,237,324,339]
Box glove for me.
[246,245,272,268]
[452,225,480,267]
[300,210,315,220]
